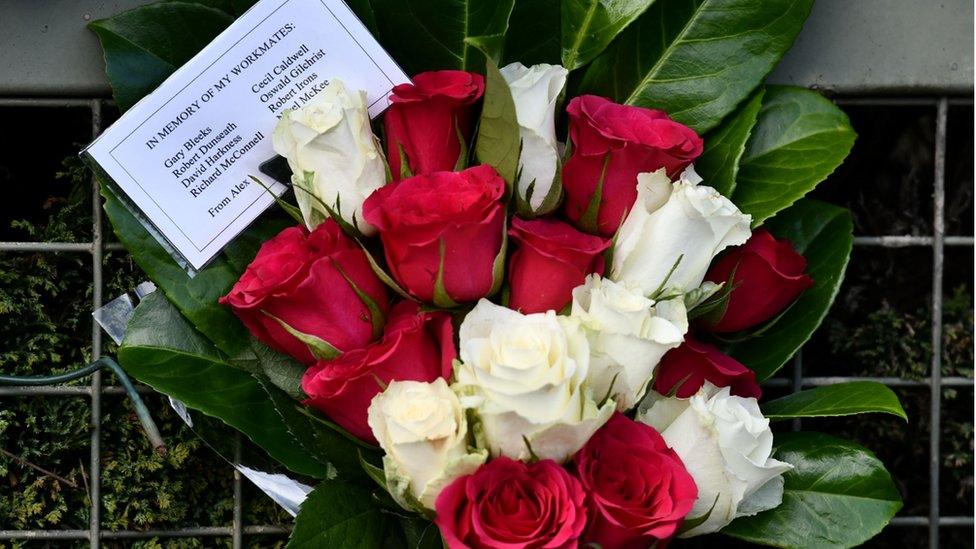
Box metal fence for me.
[0,94,972,547]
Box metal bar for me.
[233,435,244,549]
[834,97,973,107]
[89,98,104,549]
[791,352,802,432]
[0,97,107,107]
[0,242,125,252]
[760,376,974,388]
[1,375,970,396]
[0,526,291,540]
[0,385,152,396]
[853,236,973,247]
[928,97,947,549]
[891,516,975,527]
[2,237,970,253]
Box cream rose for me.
[453,299,614,463]
[367,378,487,510]
[570,274,688,410]
[272,79,386,235]
[611,168,752,295]
[637,383,793,536]
[499,62,568,215]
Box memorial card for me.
[83,0,409,270]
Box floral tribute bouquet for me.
[92,0,908,547]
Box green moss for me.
[0,157,287,547]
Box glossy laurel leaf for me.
[561,0,655,70]
[119,292,329,478]
[89,2,233,111]
[576,0,813,133]
[761,382,907,422]
[733,86,857,226]
[287,480,390,548]
[368,0,515,74]
[723,432,902,548]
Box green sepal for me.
[261,310,341,361]
[433,238,461,309]
[470,51,520,191]
[249,175,304,226]
[487,215,509,298]
[332,261,387,340]
[356,238,416,302]
[578,153,610,234]
[395,142,414,180]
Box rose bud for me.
[362,165,506,306]
[562,95,703,236]
[301,301,455,443]
[571,275,688,410]
[435,457,587,549]
[573,413,698,548]
[367,378,487,510]
[639,383,793,537]
[384,70,485,178]
[611,169,751,296]
[507,217,611,314]
[499,62,569,215]
[272,79,386,235]
[652,336,762,399]
[703,229,815,333]
[219,221,389,365]
[454,300,614,463]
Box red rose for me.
[652,336,762,399]
[561,95,703,236]
[362,165,506,305]
[385,70,485,178]
[703,229,814,333]
[435,457,587,549]
[301,301,455,443]
[507,217,611,314]
[219,221,389,365]
[574,413,697,548]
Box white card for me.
[84,0,409,270]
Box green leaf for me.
[400,517,443,549]
[433,239,460,308]
[762,382,907,422]
[228,335,305,399]
[89,2,233,111]
[561,0,654,70]
[733,86,857,226]
[576,0,813,133]
[727,199,852,380]
[287,480,390,548]
[473,56,521,188]
[504,0,560,65]
[259,378,372,481]
[119,292,329,478]
[100,181,290,358]
[369,0,515,74]
[723,432,902,548]
[696,88,765,197]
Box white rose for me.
[453,299,614,463]
[611,168,752,295]
[272,79,386,235]
[367,378,487,510]
[570,274,688,410]
[499,62,568,215]
[637,383,793,536]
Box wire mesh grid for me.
[0,95,972,547]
